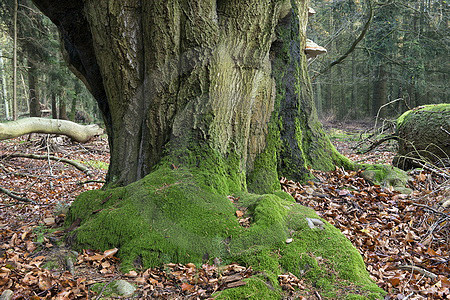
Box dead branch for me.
[396,265,438,280]
[357,135,398,154]
[77,179,106,185]
[1,153,91,174]
[412,159,450,180]
[0,186,36,204]
[411,203,449,219]
[0,117,103,143]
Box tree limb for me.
[312,0,373,80]
[0,186,36,204]
[2,153,91,174]
[0,117,103,143]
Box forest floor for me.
[0,121,448,299]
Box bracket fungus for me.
[305,39,327,59]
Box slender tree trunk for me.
[0,49,9,120]
[13,0,18,120]
[372,64,387,117]
[51,93,57,119]
[58,95,68,120]
[28,62,41,117]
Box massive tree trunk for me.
[30,1,384,298]
[33,0,348,188]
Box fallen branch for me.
[2,153,91,174]
[412,159,450,180]
[411,203,449,219]
[0,117,103,143]
[77,179,106,185]
[357,135,398,154]
[0,186,36,204]
[396,265,438,280]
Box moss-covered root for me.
[66,167,384,299]
[359,164,412,194]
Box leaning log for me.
[393,104,450,170]
[0,117,104,143]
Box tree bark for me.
[0,117,103,143]
[28,62,42,117]
[0,49,10,120]
[372,64,387,117]
[33,0,349,188]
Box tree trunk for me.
[0,49,10,120]
[28,1,385,297]
[34,0,348,188]
[28,62,41,117]
[51,93,58,119]
[372,64,387,117]
[12,0,18,120]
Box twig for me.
[1,153,91,174]
[77,179,106,185]
[411,203,449,219]
[0,186,36,204]
[357,135,398,154]
[412,159,450,180]
[441,126,450,136]
[95,276,119,300]
[396,265,438,280]
[403,292,415,300]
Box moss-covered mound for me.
[359,164,411,194]
[393,103,450,170]
[66,160,384,299]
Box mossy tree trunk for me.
[30,2,387,297]
[33,0,348,189]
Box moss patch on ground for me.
[358,164,411,193]
[66,155,384,298]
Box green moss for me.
[67,168,384,299]
[83,160,109,170]
[359,164,410,191]
[214,274,281,299]
[397,103,450,127]
[247,122,282,194]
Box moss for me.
[83,160,109,170]
[215,274,281,299]
[397,103,450,127]
[359,164,410,191]
[67,165,384,298]
[247,122,282,194]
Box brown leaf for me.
[181,282,194,292]
[235,210,244,218]
[103,247,118,258]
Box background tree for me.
[0,0,96,121]
[308,0,449,121]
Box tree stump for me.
[393,104,450,170]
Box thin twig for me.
[411,203,449,219]
[95,276,119,300]
[396,265,438,280]
[77,179,106,185]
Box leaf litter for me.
[0,129,448,299]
